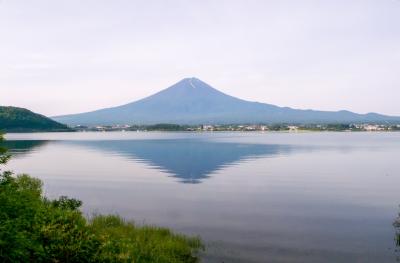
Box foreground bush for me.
[0,173,203,263]
[0,135,203,263]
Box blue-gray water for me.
[3,132,400,262]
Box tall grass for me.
[89,215,203,263]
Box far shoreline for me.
[3,129,400,137]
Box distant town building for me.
[202,125,214,131]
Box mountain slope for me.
[53,78,400,125]
[0,106,70,132]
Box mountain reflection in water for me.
[70,139,293,184]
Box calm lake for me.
[3,132,400,262]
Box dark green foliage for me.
[146,124,187,131]
[0,172,44,262]
[127,124,188,131]
[0,106,70,132]
[50,195,83,210]
[269,124,289,131]
[326,124,351,131]
[298,124,361,131]
[0,135,10,165]
[0,173,100,263]
[0,135,203,263]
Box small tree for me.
[0,133,10,166]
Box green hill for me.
[0,106,71,132]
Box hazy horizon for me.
[1,0,400,116]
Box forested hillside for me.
[0,106,70,132]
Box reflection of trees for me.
[0,140,49,158]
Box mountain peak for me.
[182,77,200,81]
[185,77,197,88]
[179,77,204,88]
[164,77,217,94]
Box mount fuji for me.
[53,78,400,125]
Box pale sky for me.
[1,0,399,116]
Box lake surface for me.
[3,132,400,262]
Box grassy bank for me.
[0,134,203,263]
